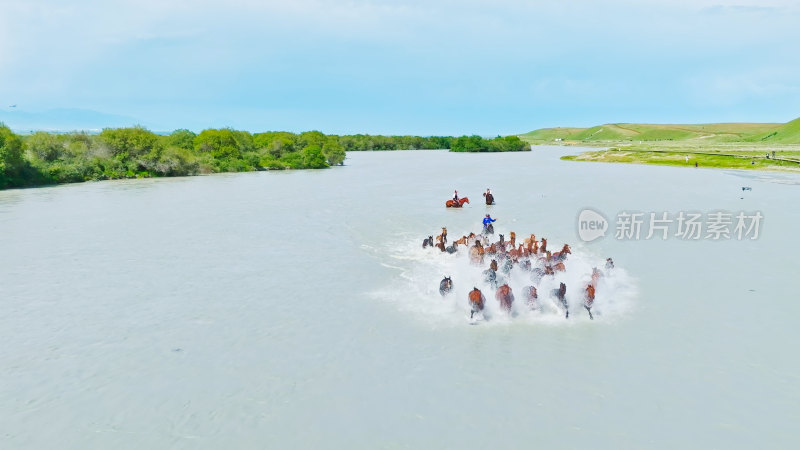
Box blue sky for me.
[1,0,799,135]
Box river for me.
[1,148,798,448]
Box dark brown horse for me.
[468,287,486,318]
[552,282,568,318]
[496,284,514,312]
[439,277,453,296]
[483,192,494,205]
[445,197,470,208]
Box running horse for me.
[552,282,568,318]
[552,244,571,261]
[439,276,453,296]
[483,192,495,205]
[584,283,595,320]
[422,236,434,248]
[523,285,539,310]
[496,284,514,312]
[468,287,486,319]
[445,197,470,208]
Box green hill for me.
[748,117,800,144]
[520,120,794,144]
[520,127,586,141]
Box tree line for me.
[0,124,528,189]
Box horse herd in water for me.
[425,190,615,321]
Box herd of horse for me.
[426,223,612,321]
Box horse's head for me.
[563,244,571,254]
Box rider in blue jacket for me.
[483,214,496,228]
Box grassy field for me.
[520,118,800,172]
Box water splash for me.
[369,228,638,327]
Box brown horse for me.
[496,284,514,312]
[524,234,536,246]
[454,235,469,246]
[553,244,571,261]
[445,197,470,208]
[584,284,595,320]
[540,238,548,254]
[554,262,566,272]
[468,287,486,318]
[469,241,484,264]
[509,231,516,249]
[483,192,494,205]
[591,267,602,286]
[441,227,448,243]
[435,241,446,252]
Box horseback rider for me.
[453,190,459,202]
[483,214,496,229]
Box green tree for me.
[0,124,25,188]
[322,137,346,165]
[26,131,65,162]
[301,144,328,168]
[298,131,326,149]
[194,128,242,161]
[168,129,197,150]
[100,126,162,160]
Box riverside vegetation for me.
[0,125,527,189]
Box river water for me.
[1,148,798,448]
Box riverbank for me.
[560,144,800,172]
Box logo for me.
[577,208,608,242]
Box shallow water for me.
[1,148,798,448]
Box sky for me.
[1,0,799,135]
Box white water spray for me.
[370,227,638,327]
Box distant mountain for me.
[0,108,141,133]
[519,120,799,144]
